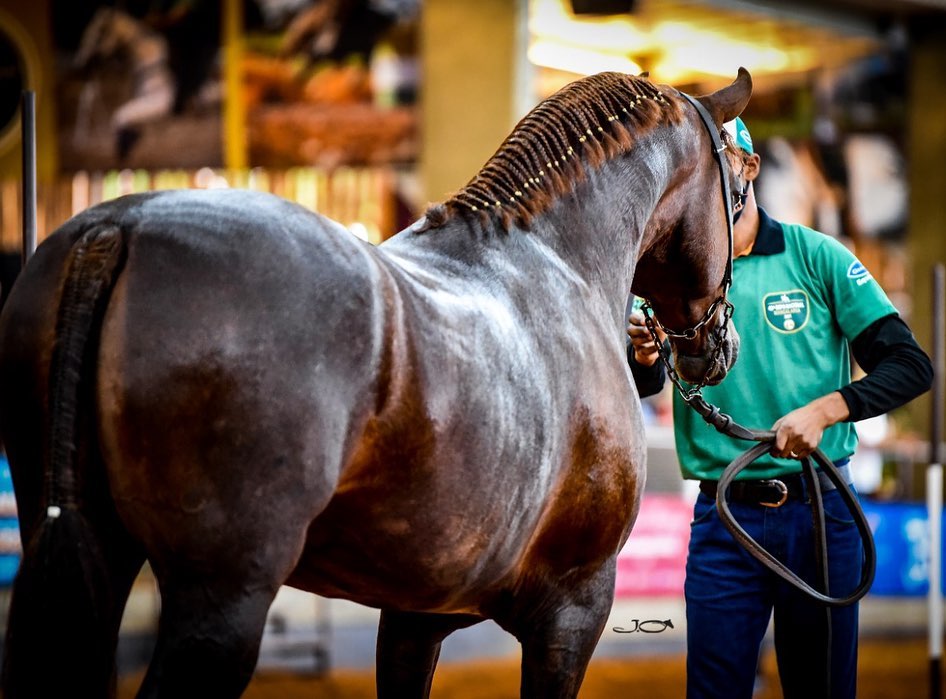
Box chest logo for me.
[763,290,810,334]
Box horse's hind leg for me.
[136,572,279,699]
[376,610,483,699]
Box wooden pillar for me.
[420,0,529,205]
[222,0,247,171]
[907,16,946,482]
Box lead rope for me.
[646,333,872,698]
[802,455,834,696]
[645,331,877,606]
[645,333,873,696]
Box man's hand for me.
[771,392,851,459]
[627,311,666,368]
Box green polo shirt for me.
[672,209,898,481]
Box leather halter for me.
[680,92,735,300]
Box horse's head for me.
[633,69,753,388]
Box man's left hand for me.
[771,392,850,459]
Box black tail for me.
[2,225,126,698]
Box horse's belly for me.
[285,494,524,613]
[285,412,645,614]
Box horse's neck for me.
[528,134,676,307]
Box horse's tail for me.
[2,224,127,697]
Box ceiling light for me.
[528,39,642,76]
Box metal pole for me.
[21,90,36,266]
[930,263,945,699]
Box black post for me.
[21,90,36,266]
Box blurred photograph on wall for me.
[52,0,224,171]
[244,0,420,168]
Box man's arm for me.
[626,312,667,398]
[840,313,934,421]
[771,313,933,459]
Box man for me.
[627,117,932,699]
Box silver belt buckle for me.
[760,479,789,508]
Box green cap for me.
[724,116,753,155]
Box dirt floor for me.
[118,637,933,698]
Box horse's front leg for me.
[512,560,617,698]
[376,610,483,699]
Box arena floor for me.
[118,637,931,698]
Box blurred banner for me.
[864,500,946,597]
[0,454,19,587]
[614,494,945,598]
[615,495,691,597]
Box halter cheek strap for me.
[638,91,737,396]
[679,92,735,295]
[640,92,735,343]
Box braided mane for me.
[422,72,684,232]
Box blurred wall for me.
[420,0,526,205]
[0,0,57,181]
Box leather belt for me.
[699,463,852,508]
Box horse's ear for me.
[696,68,753,126]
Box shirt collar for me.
[748,206,785,256]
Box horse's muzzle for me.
[674,320,740,386]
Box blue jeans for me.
[685,481,862,699]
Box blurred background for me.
[0,0,944,696]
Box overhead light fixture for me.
[652,22,794,79]
[528,39,642,76]
[530,0,649,52]
[569,0,637,15]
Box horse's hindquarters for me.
[93,207,388,584]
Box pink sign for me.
[615,494,692,597]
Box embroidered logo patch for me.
[763,290,810,334]
[847,261,873,286]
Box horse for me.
[0,69,751,698]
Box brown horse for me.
[0,69,751,698]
